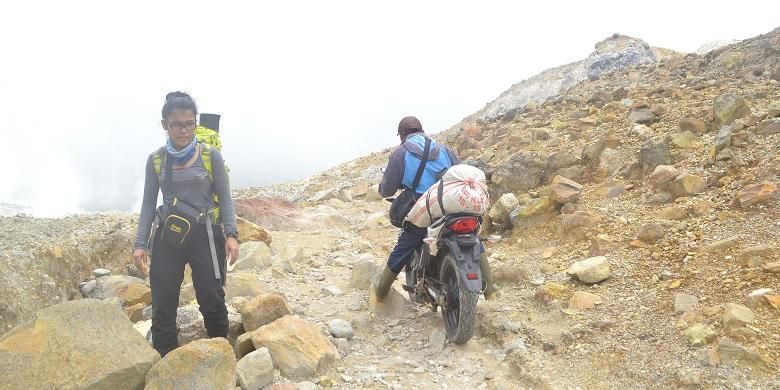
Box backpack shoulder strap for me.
[152,147,166,186]
[200,143,214,182]
[411,138,432,190]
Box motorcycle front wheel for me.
[439,252,477,344]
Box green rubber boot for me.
[372,265,399,302]
[480,252,500,300]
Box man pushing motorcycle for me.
[372,116,499,303]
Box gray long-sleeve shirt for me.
[134,146,237,250]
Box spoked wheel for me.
[439,253,477,344]
[405,248,421,302]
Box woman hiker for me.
[132,91,239,357]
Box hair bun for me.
[165,91,191,101]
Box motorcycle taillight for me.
[448,217,479,234]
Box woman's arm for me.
[133,154,160,250]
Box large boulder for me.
[349,260,380,290]
[251,316,338,381]
[492,152,547,193]
[90,275,151,307]
[234,241,273,271]
[242,292,292,332]
[510,196,557,229]
[735,182,779,208]
[175,305,244,347]
[713,94,751,127]
[0,299,159,389]
[639,141,672,174]
[489,193,520,226]
[145,338,236,390]
[667,174,707,198]
[566,256,611,284]
[236,216,272,245]
[180,272,269,305]
[549,176,582,204]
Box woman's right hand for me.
[133,248,150,276]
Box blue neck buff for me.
[166,136,198,165]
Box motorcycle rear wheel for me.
[439,252,477,344]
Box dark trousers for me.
[386,224,488,274]
[150,223,228,357]
[387,224,428,273]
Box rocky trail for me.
[3,27,780,390]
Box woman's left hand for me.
[225,236,239,264]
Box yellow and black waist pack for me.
[158,198,206,248]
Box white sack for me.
[405,164,490,227]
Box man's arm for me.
[379,147,406,198]
[446,146,461,165]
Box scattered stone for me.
[79,279,97,297]
[251,316,338,381]
[764,262,780,273]
[534,283,568,303]
[145,338,236,390]
[674,293,698,314]
[589,234,622,256]
[349,260,380,290]
[692,201,714,216]
[493,264,530,283]
[93,268,112,277]
[767,101,780,118]
[328,319,354,340]
[503,338,528,354]
[699,236,740,254]
[746,288,774,309]
[639,141,672,174]
[235,241,273,270]
[236,216,273,245]
[235,332,255,359]
[678,118,707,134]
[638,223,665,243]
[710,341,766,368]
[595,181,626,198]
[242,292,293,332]
[237,347,275,390]
[684,323,717,347]
[225,272,270,301]
[566,256,611,284]
[722,303,754,329]
[541,247,558,259]
[549,176,582,204]
[677,369,702,387]
[631,124,655,139]
[713,93,751,126]
[628,108,657,124]
[90,275,151,306]
[321,285,344,297]
[672,131,700,149]
[345,295,365,311]
[649,165,680,186]
[0,299,159,389]
[755,119,780,135]
[124,302,146,323]
[510,196,557,229]
[569,291,603,310]
[658,206,688,221]
[429,328,447,350]
[597,148,623,176]
[490,193,520,226]
[492,152,547,193]
[735,182,780,208]
[738,245,773,267]
[668,173,706,198]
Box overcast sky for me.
[1,1,778,216]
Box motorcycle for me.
[402,213,490,344]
